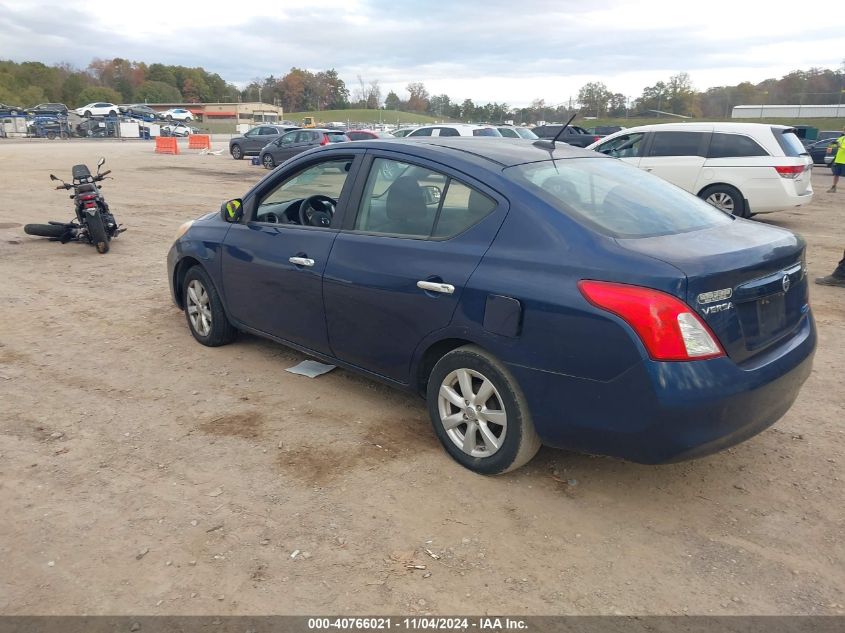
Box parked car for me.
[229,125,301,159]
[807,138,836,165]
[258,128,349,169]
[75,102,119,117]
[160,108,194,121]
[27,103,69,116]
[496,126,538,139]
[160,122,199,137]
[588,123,813,217]
[407,124,502,137]
[167,137,815,474]
[346,129,396,141]
[120,104,160,121]
[532,124,597,147]
[75,118,117,137]
[586,125,624,138]
[0,103,24,116]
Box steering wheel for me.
[298,195,336,227]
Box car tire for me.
[84,110,92,117]
[262,154,275,170]
[230,144,243,160]
[699,184,747,218]
[166,114,173,120]
[108,110,116,116]
[426,345,541,475]
[182,266,236,347]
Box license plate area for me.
[737,293,788,350]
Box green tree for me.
[577,81,611,116]
[76,86,123,107]
[134,80,182,103]
[384,90,401,110]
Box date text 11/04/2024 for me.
[307,617,528,630]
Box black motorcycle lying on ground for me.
[24,158,124,254]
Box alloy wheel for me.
[437,368,507,458]
[706,191,735,214]
[186,279,212,337]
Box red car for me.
[346,129,395,141]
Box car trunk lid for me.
[617,219,808,363]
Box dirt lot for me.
[0,138,843,616]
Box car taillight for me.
[774,165,805,179]
[593,135,601,142]
[578,280,724,361]
[320,135,329,146]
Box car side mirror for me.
[422,185,441,205]
[221,198,244,223]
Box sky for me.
[2,0,844,107]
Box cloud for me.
[1,0,843,106]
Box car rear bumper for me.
[745,176,813,214]
[509,312,816,464]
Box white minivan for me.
[587,122,813,217]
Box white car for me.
[496,126,539,139]
[160,108,194,121]
[587,122,813,217]
[75,102,119,117]
[160,122,198,137]
[407,124,501,137]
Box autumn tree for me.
[406,82,429,112]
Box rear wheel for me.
[24,223,68,238]
[182,266,236,347]
[86,210,110,253]
[427,345,541,474]
[262,154,275,169]
[699,184,747,218]
[231,144,243,160]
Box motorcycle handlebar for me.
[96,170,112,179]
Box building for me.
[732,104,845,119]
[145,101,284,123]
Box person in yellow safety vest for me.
[828,126,845,193]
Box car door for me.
[220,152,363,354]
[322,153,507,382]
[637,130,709,192]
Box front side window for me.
[255,159,352,226]
[354,158,495,238]
[498,128,520,138]
[648,131,707,157]
[595,133,646,158]
[437,127,460,137]
[409,127,433,137]
[506,158,732,239]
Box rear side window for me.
[409,128,433,136]
[437,127,460,137]
[506,158,732,239]
[472,128,500,137]
[498,128,520,138]
[773,129,809,157]
[708,133,769,158]
[647,131,707,157]
[326,133,348,143]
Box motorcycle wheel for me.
[87,210,110,254]
[24,224,68,238]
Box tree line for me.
[2,58,843,121]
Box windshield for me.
[515,128,539,139]
[506,158,732,238]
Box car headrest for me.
[386,176,427,221]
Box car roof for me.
[603,121,793,134]
[336,137,599,167]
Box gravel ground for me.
[0,138,843,615]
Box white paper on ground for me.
[285,360,337,378]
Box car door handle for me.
[289,257,315,267]
[417,281,455,295]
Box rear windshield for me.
[773,128,809,157]
[506,158,732,239]
[472,128,502,137]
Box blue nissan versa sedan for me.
[167,137,816,474]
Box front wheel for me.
[699,184,747,218]
[24,223,69,238]
[230,144,243,160]
[182,266,236,347]
[262,154,275,169]
[86,210,110,253]
[426,345,541,475]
